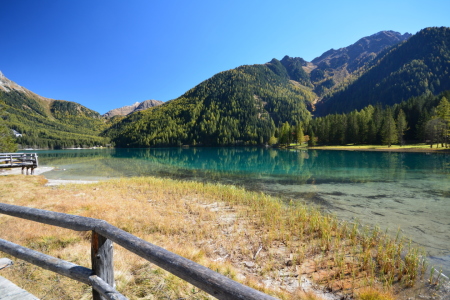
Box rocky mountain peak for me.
[311,31,411,71]
[0,71,53,103]
[307,30,412,96]
[103,99,163,118]
[0,71,27,94]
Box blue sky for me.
[1,0,449,114]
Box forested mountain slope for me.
[0,72,109,149]
[105,61,315,147]
[315,27,450,115]
[105,30,415,147]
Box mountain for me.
[105,62,316,147]
[3,27,448,149]
[315,27,450,115]
[307,30,411,97]
[0,72,110,149]
[103,100,163,118]
[105,30,416,147]
[0,71,53,102]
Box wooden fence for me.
[0,153,38,175]
[0,203,278,300]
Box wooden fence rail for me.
[0,238,125,300]
[0,203,278,300]
[0,153,38,175]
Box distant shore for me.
[307,146,450,153]
[300,144,450,153]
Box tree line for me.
[302,91,450,148]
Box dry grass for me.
[355,287,395,300]
[0,175,432,299]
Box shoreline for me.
[1,167,450,298]
[305,146,450,153]
[0,167,99,186]
[1,175,449,299]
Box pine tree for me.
[279,122,291,146]
[425,118,441,148]
[381,108,398,147]
[296,124,304,145]
[308,131,316,147]
[396,109,408,146]
[435,97,450,147]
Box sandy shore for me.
[0,167,98,186]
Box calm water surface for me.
[29,147,450,274]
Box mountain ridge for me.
[103,99,163,118]
[307,30,411,97]
[101,30,410,116]
[0,71,109,148]
[315,27,450,115]
[0,71,53,103]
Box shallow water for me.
[28,147,450,274]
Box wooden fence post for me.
[91,231,114,300]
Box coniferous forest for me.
[105,62,315,147]
[308,92,450,148]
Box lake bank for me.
[4,148,448,296]
[18,148,450,278]
[1,175,448,299]
[304,144,450,153]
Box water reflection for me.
[30,148,450,274]
[35,148,448,184]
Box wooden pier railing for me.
[0,203,278,300]
[0,153,38,175]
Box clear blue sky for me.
[1,0,449,114]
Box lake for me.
[28,147,450,274]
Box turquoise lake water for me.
[28,147,450,274]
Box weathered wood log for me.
[0,239,128,298]
[0,203,100,231]
[91,232,114,300]
[0,239,93,284]
[95,223,278,300]
[0,203,279,300]
[89,276,128,300]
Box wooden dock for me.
[0,258,39,300]
[0,276,39,300]
[0,153,38,175]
